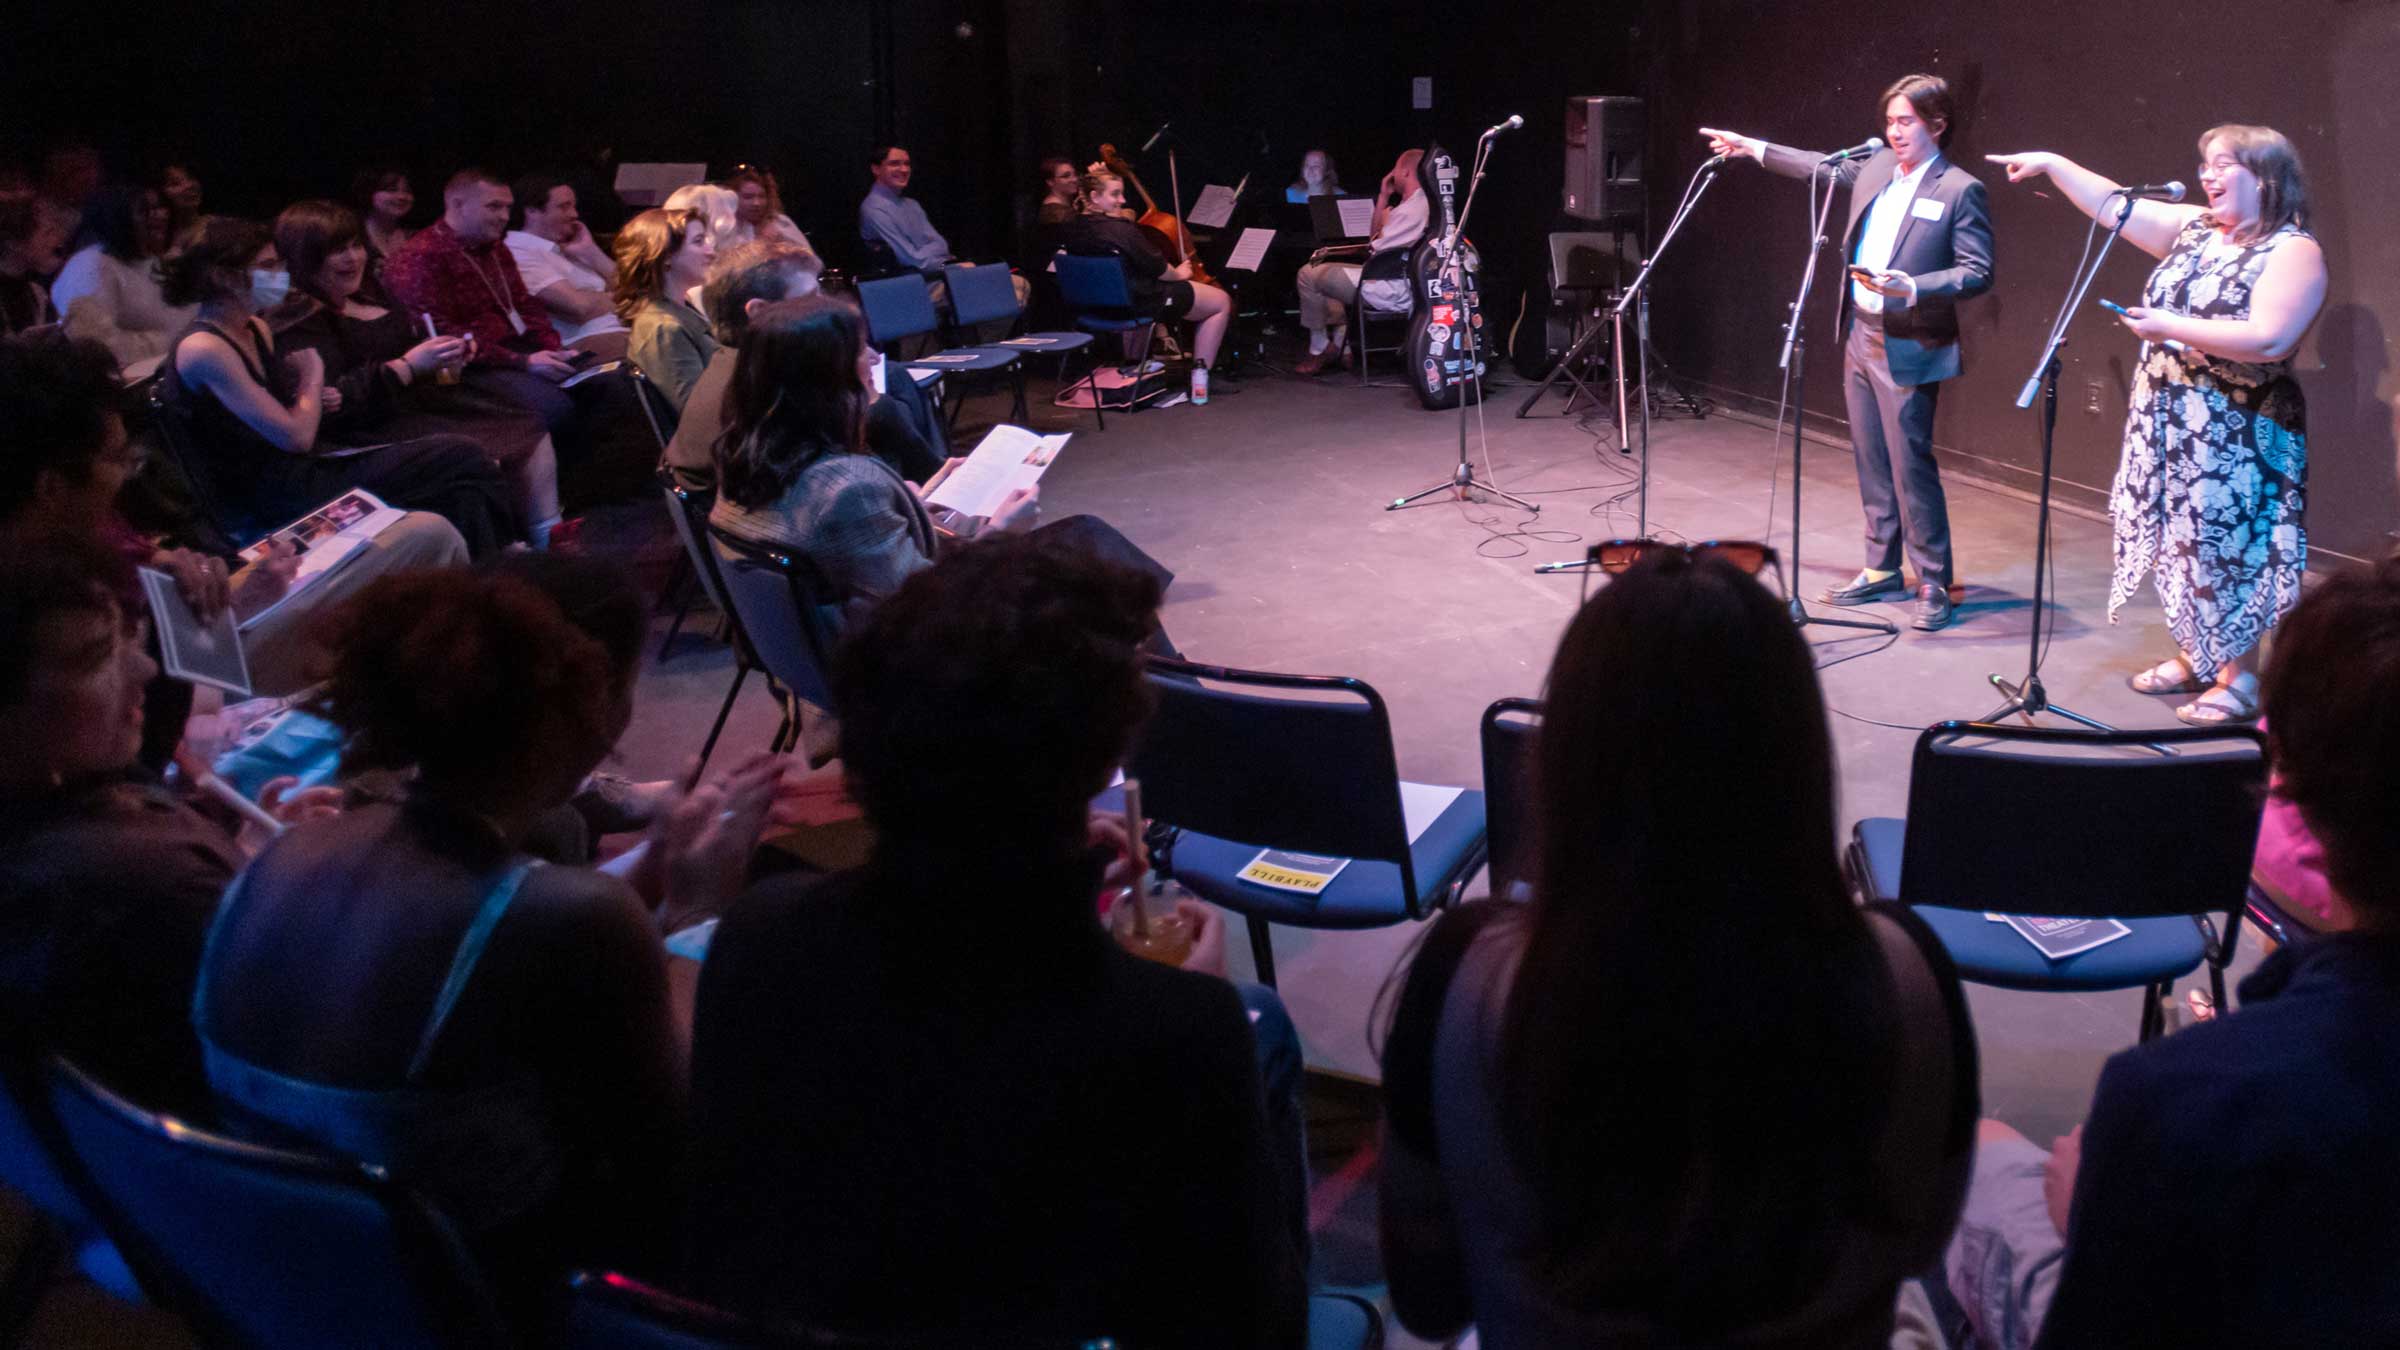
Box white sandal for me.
[2176,679,2260,726]
[2129,655,2209,695]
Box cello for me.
[1097,142,1215,286]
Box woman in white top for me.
[726,167,811,250]
[1293,149,1428,375]
[51,184,196,372]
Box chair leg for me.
[1246,914,1278,989]
[2138,980,2166,1043]
[656,556,699,660]
[694,659,751,785]
[1009,363,1029,424]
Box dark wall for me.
[1635,0,2400,563]
[8,2,2389,557]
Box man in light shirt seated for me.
[505,173,629,361]
[857,145,1029,342]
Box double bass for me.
[1097,142,1215,286]
[1403,143,1484,410]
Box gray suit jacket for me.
[1762,145,1994,386]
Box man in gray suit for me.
[1705,73,1994,629]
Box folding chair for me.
[658,473,776,779]
[1846,722,2267,1042]
[1346,248,1415,386]
[856,274,1020,430]
[706,527,844,758]
[0,1059,149,1337]
[1051,250,1164,431]
[46,1057,511,1349]
[1126,655,1488,988]
[942,262,1090,424]
[1478,698,1542,901]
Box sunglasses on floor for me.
[1584,538,1779,575]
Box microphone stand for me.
[1767,155,1896,636]
[1976,193,2139,730]
[1533,154,1724,570]
[1390,129,1540,513]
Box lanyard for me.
[464,242,527,336]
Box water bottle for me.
[1190,363,1210,405]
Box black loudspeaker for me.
[1563,95,1644,223]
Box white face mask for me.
[248,267,291,311]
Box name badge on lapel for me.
[1911,197,1948,223]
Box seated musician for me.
[1293,149,1426,376]
[1284,149,1342,204]
[1059,168,1231,384]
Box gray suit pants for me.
[1843,313,1952,588]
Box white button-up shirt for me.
[1851,154,1941,315]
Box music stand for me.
[1517,228,1636,418]
[1308,195,1375,246]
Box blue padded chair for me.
[1127,655,1488,988]
[45,1057,511,1349]
[942,261,1091,425]
[856,274,1020,430]
[706,526,844,759]
[564,1270,1380,1350]
[1478,698,1542,902]
[1051,250,1165,431]
[0,1060,149,1334]
[1846,722,2266,1042]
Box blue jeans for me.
[1234,980,1311,1269]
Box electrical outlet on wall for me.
[2085,380,2104,415]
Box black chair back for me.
[942,263,1021,332]
[852,235,907,282]
[660,472,737,627]
[625,362,683,456]
[706,526,842,714]
[1129,657,1418,900]
[564,1270,1136,1349]
[45,1057,510,1349]
[1478,698,1542,898]
[1898,722,2267,919]
[143,376,246,553]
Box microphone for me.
[1482,114,1525,139]
[2111,181,2187,202]
[1819,137,1885,163]
[1139,121,1170,154]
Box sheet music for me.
[1336,197,1376,238]
[1188,185,1237,229]
[1223,228,1276,273]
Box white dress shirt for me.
[1851,154,1941,315]
[504,230,626,343]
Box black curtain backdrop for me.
[4,0,2392,559]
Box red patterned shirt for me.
[380,220,560,369]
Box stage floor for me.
[617,359,2257,1149]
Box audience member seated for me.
[1378,548,1977,1348]
[1285,148,1342,203]
[351,165,417,303]
[662,186,740,270]
[156,161,205,248]
[1294,149,1427,375]
[160,217,517,555]
[708,296,1042,620]
[382,169,582,407]
[1035,156,1081,226]
[665,240,945,494]
[613,208,719,411]
[0,196,68,334]
[1943,551,2400,1349]
[504,171,628,359]
[0,527,337,1116]
[51,183,196,372]
[686,532,1306,1348]
[1,330,466,696]
[272,200,564,547]
[1062,168,1231,377]
[191,557,782,1316]
[33,144,102,266]
[858,144,1032,320]
[725,166,809,249]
